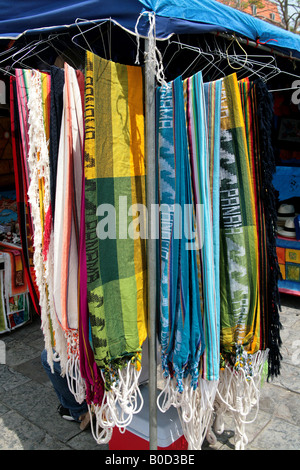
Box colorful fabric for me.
[0,241,28,296]
[10,75,40,315]
[0,270,8,333]
[49,66,65,219]
[84,51,147,380]
[185,72,220,382]
[53,63,83,334]
[238,78,268,353]
[79,148,105,405]
[203,78,222,377]
[254,80,282,378]
[25,69,57,366]
[219,73,260,367]
[157,77,205,391]
[238,78,282,377]
[0,249,29,334]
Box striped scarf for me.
[157,77,205,392]
[10,74,40,316]
[53,63,85,400]
[239,78,282,378]
[219,73,260,369]
[84,51,147,385]
[23,69,55,367]
[185,72,220,383]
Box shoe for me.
[79,409,99,432]
[79,410,92,431]
[57,404,75,422]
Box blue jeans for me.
[41,349,88,422]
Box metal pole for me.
[144,37,157,451]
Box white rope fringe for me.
[213,348,269,450]
[65,331,86,404]
[90,362,144,444]
[157,374,218,450]
[179,379,218,450]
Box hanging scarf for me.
[213,74,267,450]
[238,77,281,379]
[253,79,282,379]
[53,63,85,401]
[84,51,147,434]
[173,72,221,450]
[24,69,57,370]
[185,72,220,383]
[10,74,40,315]
[79,149,105,403]
[49,66,65,220]
[218,73,260,365]
[157,77,205,392]
[203,78,222,378]
[239,78,268,353]
[79,75,105,424]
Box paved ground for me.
[0,293,299,451]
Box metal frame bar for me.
[144,38,158,451]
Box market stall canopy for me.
[0,0,299,58]
[140,0,300,58]
[0,0,224,40]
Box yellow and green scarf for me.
[84,51,147,386]
[219,73,260,371]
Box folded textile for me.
[157,76,205,391]
[25,69,57,368]
[185,72,220,383]
[239,78,268,353]
[239,77,282,378]
[53,63,83,334]
[49,66,65,220]
[52,63,85,401]
[254,79,282,378]
[219,73,260,368]
[10,74,40,315]
[84,51,147,381]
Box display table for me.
[276,236,300,296]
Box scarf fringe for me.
[214,349,269,450]
[44,231,68,376]
[255,80,282,379]
[27,70,54,371]
[65,330,86,404]
[157,375,218,450]
[88,404,113,445]
[88,362,144,444]
[179,379,219,450]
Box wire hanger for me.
[162,38,226,80]
[0,34,67,74]
[206,35,281,82]
[71,18,109,55]
[226,35,249,71]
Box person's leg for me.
[41,349,88,422]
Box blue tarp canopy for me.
[0,0,224,39]
[0,0,299,58]
[141,0,300,58]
